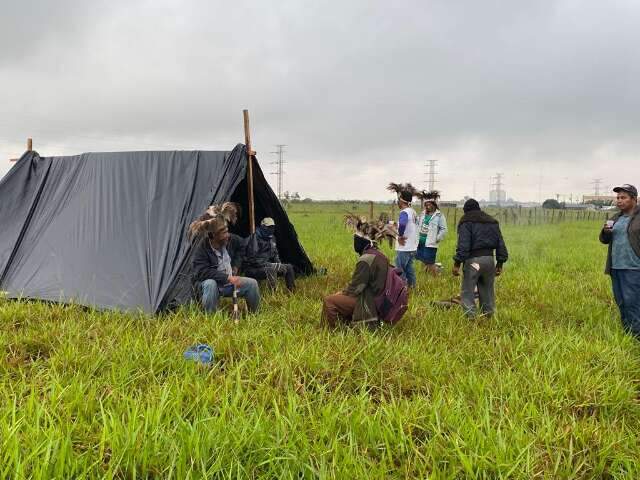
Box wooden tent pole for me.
[27,138,33,151]
[243,110,256,234]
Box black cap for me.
[613,184,638,197]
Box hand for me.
[452,265,460,276]
[228,276,242,287]
[603,221,613,232]
[495,266,502,276]
[398,236,407,246]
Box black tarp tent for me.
[0,144,313,313]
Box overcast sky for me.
[1,0,639,202]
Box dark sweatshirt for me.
[453,210,508,267]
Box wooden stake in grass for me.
[243,110,256,234]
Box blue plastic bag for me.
[183,344,214,365]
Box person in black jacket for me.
[191,215,260,313]
[243,217,296,292]
[452,199,508,317]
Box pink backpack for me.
[364,249,409,325]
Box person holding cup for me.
[599,184,640,338]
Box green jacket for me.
[599,205,640,274]
[342,248,388,322]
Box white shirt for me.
[395,207,418,252]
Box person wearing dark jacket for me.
[243,217,296,292]
[599,184,640,338]
[453,199,508,317]
[191,216,260,313]
[322,225,389,328]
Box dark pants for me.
[461,256,496,317]
[244,263,296,291]
[611,269,640,338]
[322,293,357,327]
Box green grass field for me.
[1,208,638,479]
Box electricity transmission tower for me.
[270,144,287,200]
[591,178,603,196]
[491,173,504,207]
[424,159,438,191]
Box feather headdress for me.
[387,182,417,203]
[416,190,440,202]
[188,202,241,241]
[344,212,398,247]
[206,202,241,226]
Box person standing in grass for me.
[387,183,418,289]
[600,184,640,338]
[416,190,448,275]
[452,199,508,317]
[321,223,389,328]
[191,214,260,314]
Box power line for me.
[270,144,286,200]
[424,159,438,191]
[591,178,603,196]
[491,173,504,207]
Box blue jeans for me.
[395,251,416,288]
[201,278,260,313]
[611,269,640,338]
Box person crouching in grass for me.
[321,222,388,328]
[452,199,508,318]
[416,190,448,275]
[600,184,640,338]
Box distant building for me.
[490,189,506,204]
[583,195,615,204]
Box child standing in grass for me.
[387,183,418,289]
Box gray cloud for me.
[1,0,639,201]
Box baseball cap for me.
[260,217,276,227]
[613,184,638,197]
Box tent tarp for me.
[0,144,313,312]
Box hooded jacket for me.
[417,209,448,248]
[343,247,389,322]
[599,205,640,274]
[453,210,508,266]
[243,229,281,270]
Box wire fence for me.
[285,201,612,226]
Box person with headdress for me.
[190,209,260,314]
[243,217,296,292]
[387,183,418,288]
[416,190,448,275]
[321,221,389,328]
[452,198,508,317]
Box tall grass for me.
[1,213,638,479]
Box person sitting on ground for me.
[243,217,296,292]
[190,212,260,314]
[452,198,508,317]
[321,222,389,328]
[416,190,448,275]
